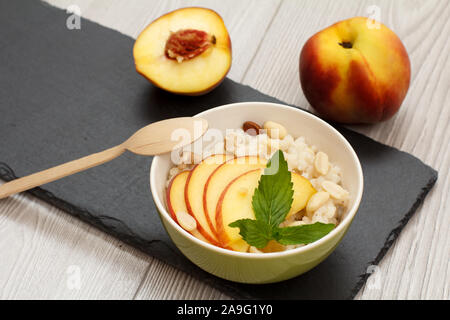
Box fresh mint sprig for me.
[229,150,335,249]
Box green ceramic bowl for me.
[150,102,363,284]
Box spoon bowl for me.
[125,117,208,155]
[0,117,208,199]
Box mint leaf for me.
[229,219,273,249]
[276,222,335,245]
[229,150,336,251]
[251,150,293,228]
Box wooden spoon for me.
[0,117,208,199]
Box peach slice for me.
[133,7,232,95]
[288,172,317,218]
[185,154,232,245]
[216,169,263,252]
[204,156,267,236]
[166,171,210,243]
[216,169,317,252]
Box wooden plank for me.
[0,192,150,299]
[124,0,282,300]
[242,0,449,300]
[134,260,230,300]
[1,0,447,300]
[0,0,280,300]
[46,0,282,81]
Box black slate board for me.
[0,0,437,299]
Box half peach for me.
[133,7,232,95]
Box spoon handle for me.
[0,145,125,199]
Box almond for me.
[243,121,261,136]
[322,181,349,200]
[306,191,330,214]
[175,211,197,232]
[263,121,287,139]
[314,151,329,175]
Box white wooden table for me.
[0,0,448,299]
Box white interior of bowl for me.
[150,102,363,258]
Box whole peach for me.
[300,17,410,124]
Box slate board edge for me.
[0,1,255,299]
[0,162,253,300]
[348,169,437,299]
[0,0,439,299]
[0,160,438,300]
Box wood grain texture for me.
[242,0,449,300]
[44,0,281,82]
[0,146,126,199]
[0,0,447,300]
[0,192,150,299]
